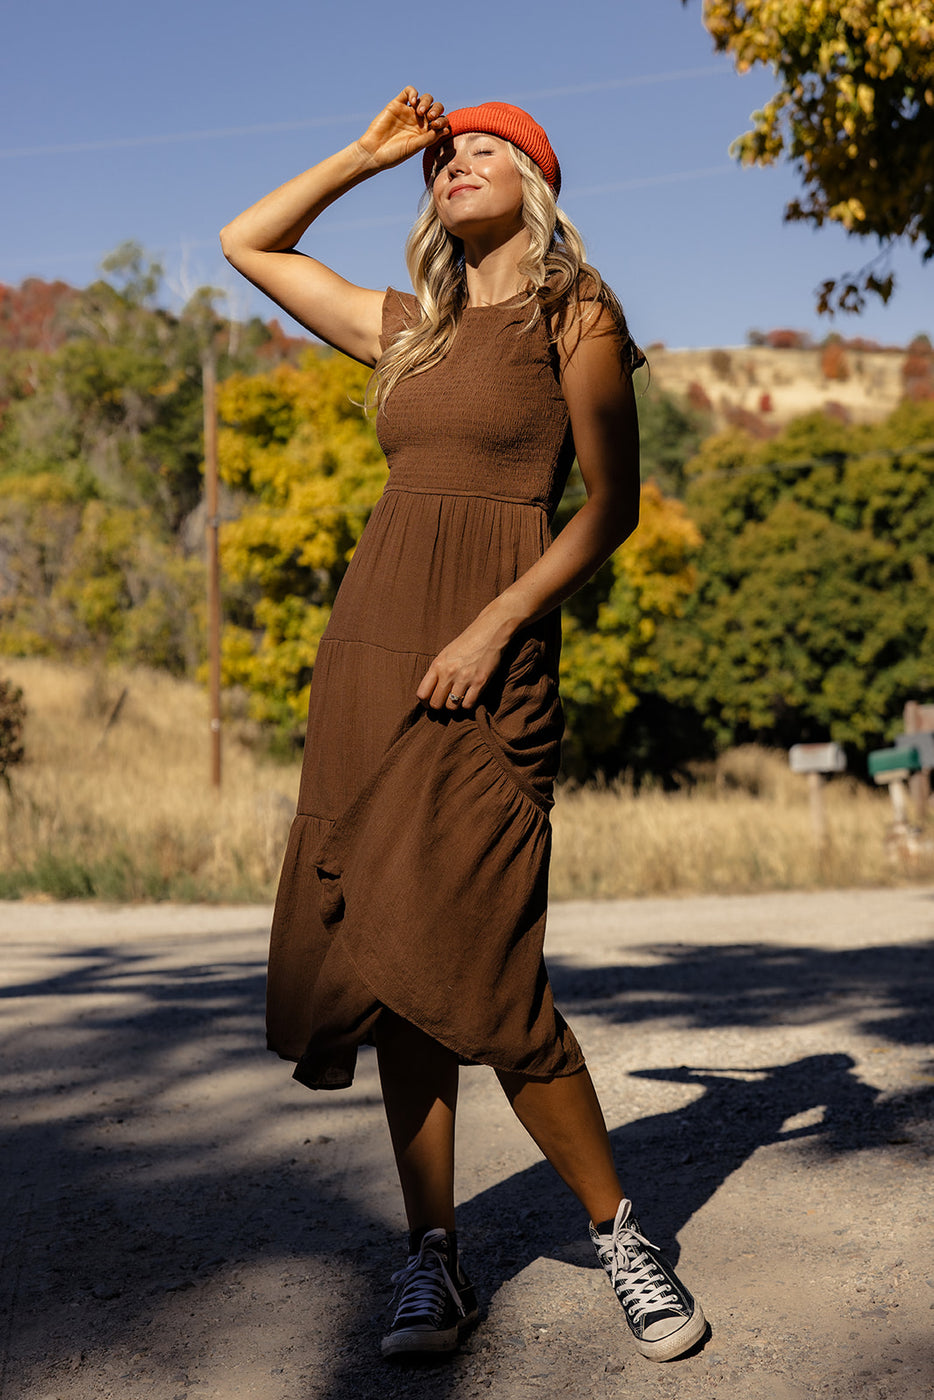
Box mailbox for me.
[789,742,847,774]
[867,746,921,782]
[894,730,934,770]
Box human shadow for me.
[2,929,932,1400]
[320,1047,934,1399]
[545,937,934,1049]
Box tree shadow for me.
[546,937,934,1048]
[1,929,932,1400]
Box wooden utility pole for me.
[203,355,222,788]
[902,700,933,828]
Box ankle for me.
[408,1225,457,1255]
[591,1197,631,1236]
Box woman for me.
[221,88,706,1364]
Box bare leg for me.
[497,1066,624,1224]
[498,1066,706,1362]
[375,1011,460,1234]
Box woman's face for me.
[431,132,525,240]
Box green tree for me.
[559,483,702,778]
[653,401,934,751]
[0,245,287,532]
[0,678,25,789]
[0,250,315,673]
[0,474,203,671]
[0,247,205,527]
[687,1,934,311]
[637,382,712,497]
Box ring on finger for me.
[449,693,463,705]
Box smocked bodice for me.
[376,290,576,518]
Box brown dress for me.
[267,288,587,1090]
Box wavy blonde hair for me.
[369,144,642,412]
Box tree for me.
[0,249,210,528]
[651,401,934,751]
[687,1,934,312]
[213,353,707,761]
[637,383,712,497]
[559,483,702,778]
[0,474,204,672]
[215,351,388,730]
[0,678,25,789]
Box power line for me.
[0,66,728,161]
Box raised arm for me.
[219,88,449,366]
[416,305,641,709]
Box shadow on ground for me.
[1,930,932,1398]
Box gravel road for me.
[1,888,932,1400]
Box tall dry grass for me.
[1,659,930,901]
[550,750,931,898]
[0,658,300,900]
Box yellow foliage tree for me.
[560,483,702,775]
[216,349,387,729]
[688,0,934,310]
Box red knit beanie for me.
[422,102,561,197]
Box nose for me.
[446,146,471,179]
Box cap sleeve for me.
[379,287,420,354]
[566,273,645,375]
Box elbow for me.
[624,489,640,539]
[614,503,639,551]
[219,223,241,266]
[604,482,640,549]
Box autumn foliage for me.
[690,0,934,311]
[2,257,933,781]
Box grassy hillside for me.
[648,343,910,432]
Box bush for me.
[0,678,26,784]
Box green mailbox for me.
[867,746,921,781]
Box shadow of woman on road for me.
[3,931,932,1400]
[322,1048,933,1399]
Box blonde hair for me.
[370,144,642,412]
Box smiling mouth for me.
[448,184,478,197]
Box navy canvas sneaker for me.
[381,1228,478,1358]
[590,1199,707,1362]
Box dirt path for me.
[1,888,932,1400]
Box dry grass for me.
[1,658,300,901]
[550,749,933,898]
[2,660,930,901]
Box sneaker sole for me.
[632,1301,707,1362]
[381,1308,479,1359]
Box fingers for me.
[400,88,448,129]
[415,666,480,712]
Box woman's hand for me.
[416,613,511,712]
[355,88,450,172]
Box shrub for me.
[0,678,26,785]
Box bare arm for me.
[219,88,449,366]
[416,306,641,709]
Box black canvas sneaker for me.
[590,1199,706,1362]
[381,1228,478,1358]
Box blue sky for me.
[2,0,930,349]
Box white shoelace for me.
[596,1212,681,1324]
[390,1229,465,1325]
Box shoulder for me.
[380,287,422,351]
[555,273,646,377]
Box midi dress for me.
[267,287,601,1091]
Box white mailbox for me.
[788,742,847,775]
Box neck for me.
[461,226,530,308]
